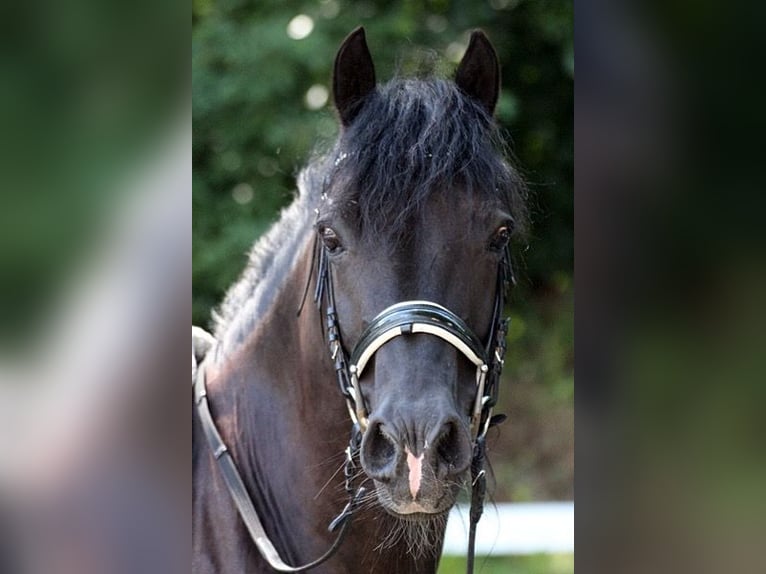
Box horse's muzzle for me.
[360,411,472,516]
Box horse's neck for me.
[195,240,442,573]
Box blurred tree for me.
[193,0,572,320]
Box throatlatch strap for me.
[194,364,360,572]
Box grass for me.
[437,554,574,574]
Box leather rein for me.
[193,233,513,573]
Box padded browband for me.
[349,300,488,376]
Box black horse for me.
[193,28,526,574]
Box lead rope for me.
[193,333,366,573]
[467,435,487,574]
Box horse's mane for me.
[212,76,527,347]
[211,167,322,344]
[320,78,528,240]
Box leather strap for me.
[346,300,491,435]
[194,363,362,572]
[349,300,487,371]
[466,435,487,574]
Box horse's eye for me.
[319,226,343,253]
[489,225,511,251]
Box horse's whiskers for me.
[313,458,348,500]
[372,513,445,559]
[355,482,447,559]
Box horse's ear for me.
[333,27,376,127]
[455,30,500,116]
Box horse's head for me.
[315,28,524,523]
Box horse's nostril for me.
[433,419,471,477]
[436,423,458,464]
[360,421,398,482]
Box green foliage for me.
[438,553,574,574]
[193,0,572,324]
[193,1,573,501]
[0,0,185,348]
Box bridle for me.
[315,234,513,574]
[193,227,514,574]
[314,230,512,437]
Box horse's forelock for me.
[313,78,527,240]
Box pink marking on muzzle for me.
[405,448,424,499]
